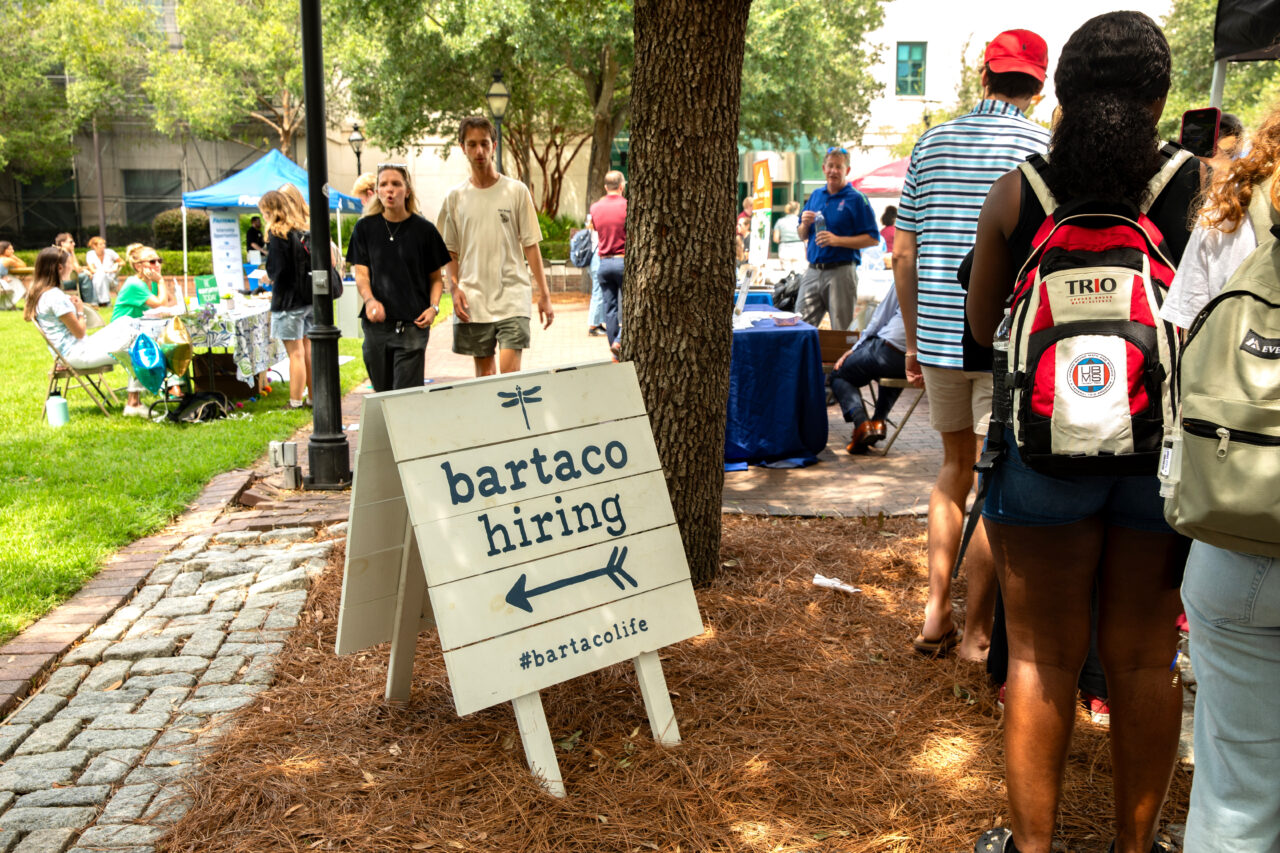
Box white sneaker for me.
[122,405,149,418]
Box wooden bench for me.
[815,329,924,457]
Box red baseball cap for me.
[984,29,1049,81]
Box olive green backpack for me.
[1162,187,1280,556]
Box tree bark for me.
[580,44,626,212]
[628,0,751,585]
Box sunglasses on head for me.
[377,162,407,171]
[826,146,848,156]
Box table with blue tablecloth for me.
[725,307,828,469]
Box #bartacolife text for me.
[336,362,704,717]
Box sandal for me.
[912,626,961,658]
[974,828,1015,852]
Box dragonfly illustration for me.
[497,384,542,430]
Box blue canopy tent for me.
[179,149,363,280]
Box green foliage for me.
[330,0,887,213]
[0,306,368,642]
[39,0,159,128]
[145,0,307,151]
[741,0,885,150]
[1160,0,1280,140]
[538,211,579,243]
[153,209,212,250]
[0,1,76,178]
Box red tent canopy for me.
[851,157,909,197]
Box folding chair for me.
[36,324,120,418]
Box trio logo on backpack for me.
[1067,353,1115,397]
[1240,329,1280,359]
[1062,276,1122,306]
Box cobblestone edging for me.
[0,525,344,853]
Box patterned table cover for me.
[182,303,285,384]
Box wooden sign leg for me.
[511,692,566,798]
[633,651,680,745]
[385,521,425,702]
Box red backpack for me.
[1007,144,1194,475]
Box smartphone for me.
[1180,107,1222,158]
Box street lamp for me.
[486,69,510,175]
[348,122,365,174]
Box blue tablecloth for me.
[725,308,828,468]
[745,291,774,306]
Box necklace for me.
[383,215,405,242]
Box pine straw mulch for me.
[160,515,1190,853]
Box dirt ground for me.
[160,515,1190,853]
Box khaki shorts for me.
[452,316,531,357]
[920,365,993,436]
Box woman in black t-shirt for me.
[966,13,1195,853]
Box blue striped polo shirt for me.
[896,100,1050,369]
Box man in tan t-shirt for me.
[438,115,555,377]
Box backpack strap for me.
[1140,144,1194,214]
[1017,153,1057,215]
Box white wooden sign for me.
[336,361,705,796]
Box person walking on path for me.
[796,147,878,330]
[895,29,1051,662]
[439,115,554,377]
[588,170,627,354]
[260,190,317,408]
[346,163,450,392]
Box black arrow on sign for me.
[505,546,635,614]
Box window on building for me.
[896,42,926,97]
[123,169,181,225]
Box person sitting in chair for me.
[25,246,149,416]
[830,286,908,454]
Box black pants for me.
[598,256,623,346]
[362,319,430,392]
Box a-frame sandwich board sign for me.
[336,361,705,796]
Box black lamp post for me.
[298,0,350,489]
[348,123,365,175]
[486,69,511,175]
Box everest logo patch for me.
[1067,353,1115,397]
[1240,328,1280,359]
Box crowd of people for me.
[787,13,1275,853]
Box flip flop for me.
[912,626,961,657]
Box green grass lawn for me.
[0,307,368,643]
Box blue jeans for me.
[1182,542,1280,853]
[829,337,904,425]
[597,256,623,347]
[587,253,605,327]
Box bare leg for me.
[991,518,1104,853]
[498,348,523,374]
[283,339,307,403]
[921,429,996,660]
[302,337,313,401]
[1097,529,1188,853]
[473,355,497,377]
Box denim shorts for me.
[982,427,1172,532]
[271,307,313,341]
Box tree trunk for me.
[628,0,751,585]
[582,45,626,212]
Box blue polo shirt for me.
[803,184,878,265]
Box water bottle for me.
[813,212,827,234]
[46,391,69,428]
[991,309,1013,427]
